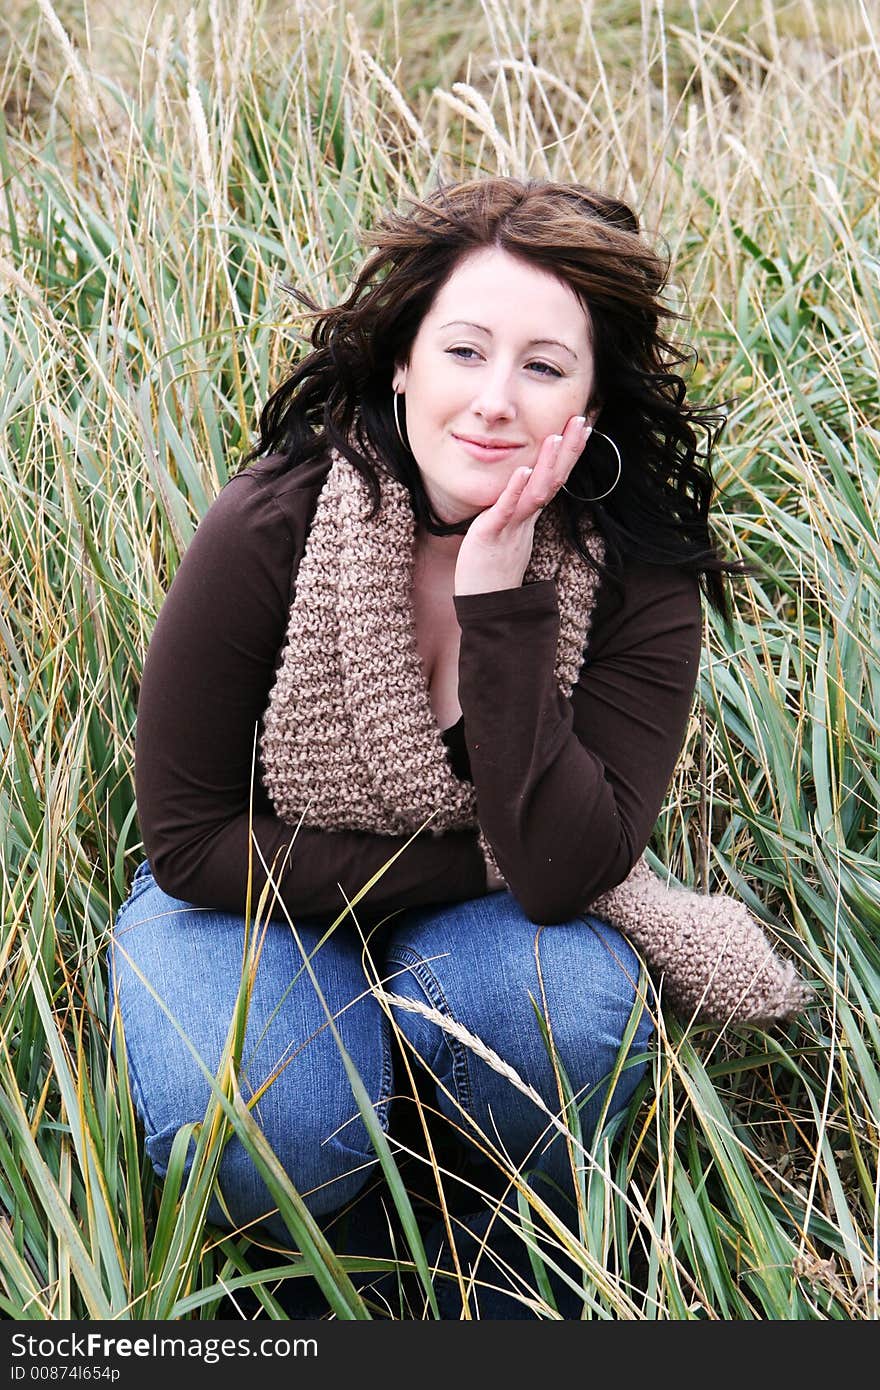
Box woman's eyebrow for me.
[438,319,579,361]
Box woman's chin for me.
[437,487,508,523]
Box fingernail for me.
[551,434,564,448]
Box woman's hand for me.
[454,415,590,596]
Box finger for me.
[499,464,535,516]
[525,420,590,508]
[531,420,585,487]
[516,435,564,511]
[553,416,591,481]
[536,431,565,473]
[473,465,533,534]
[508,416,592,522]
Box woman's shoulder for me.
[174,455,331,605]
[218,452,331,531]
[185,455,331,572]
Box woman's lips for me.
[452,434,523,462]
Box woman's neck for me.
[414,527,464,570]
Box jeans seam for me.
[385,944,474,1119]
[376,1007,394,1129]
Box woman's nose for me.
[471,365,517,420]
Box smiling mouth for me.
[453,434,524,452]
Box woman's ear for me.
[392,365,407,392]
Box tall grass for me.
[1,0,878,1318]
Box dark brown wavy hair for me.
[246,177,751,621]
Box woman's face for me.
[392,246,597,525]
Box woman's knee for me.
[531,916,654,1125]
[225,1003,394,1224]
[135,1059,390,1241]
[211,1054,391,1233]
[108,867,393,1230]
[384,895,652,1149]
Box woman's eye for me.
[446,347,562,378]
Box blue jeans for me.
[108,862,652,1310]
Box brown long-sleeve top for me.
[135,453,703,926]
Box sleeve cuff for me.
[453,578,558,622]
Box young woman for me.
[109,178,808,1316]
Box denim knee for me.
[206,1016,394,1242]
[108,863,393,1241]
[384,893,653,1189]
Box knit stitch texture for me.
[260,452,811,1026]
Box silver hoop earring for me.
[560,430,622,503]
[393,388,409,451]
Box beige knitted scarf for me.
[261,452,810,1025]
